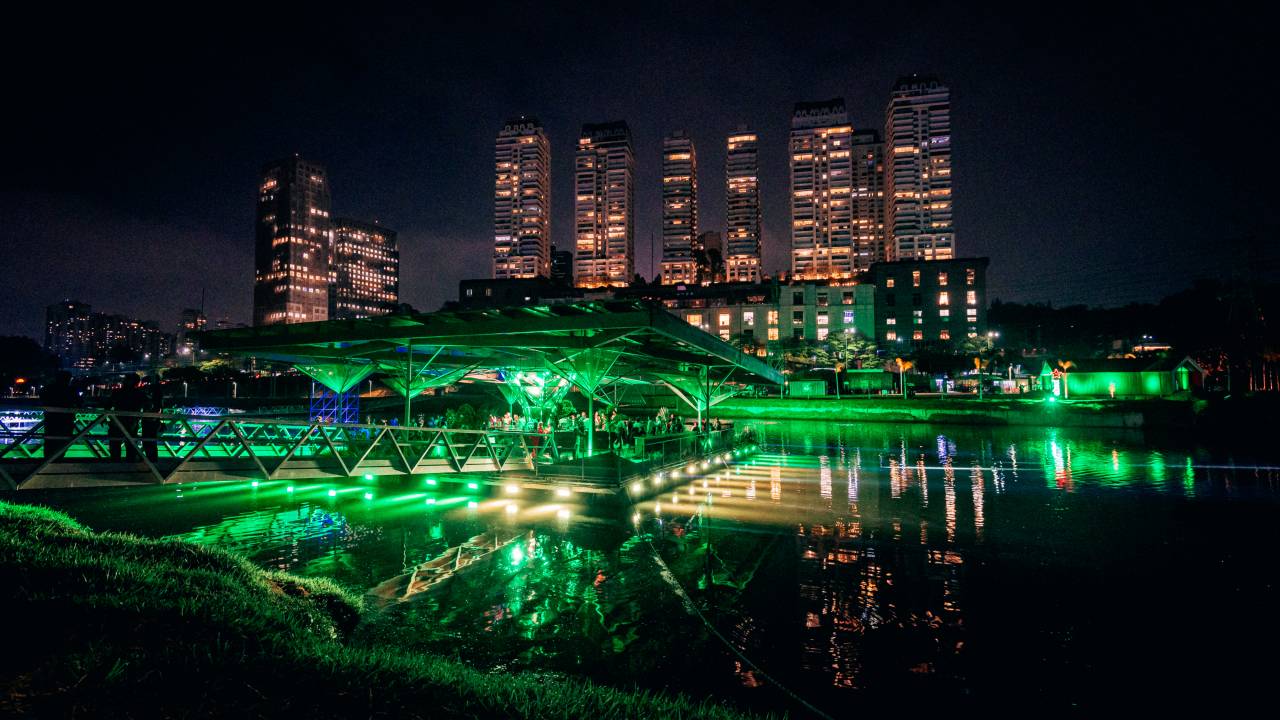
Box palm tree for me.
[1056,359,1075,399]
[974,355,992,400]
[891,357,914,398]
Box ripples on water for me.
[22,421,1280,713]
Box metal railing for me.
[0,409,735,491]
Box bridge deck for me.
[1,408,736,491]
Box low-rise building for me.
[869,257,988,347]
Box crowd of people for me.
[38,372,733,464]
[40,372,166,462]
[482,406,729,457]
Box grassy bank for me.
[0,501,762,719]
[704,395,1197,429]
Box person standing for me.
[140,378,164,463]
[40,371,80,462]
[108,375,146,461]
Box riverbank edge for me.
[698,396,1195,429]
[0,500,763,719]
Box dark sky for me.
[1,3,1273,340]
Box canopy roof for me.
[201,301,783,392]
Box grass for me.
[0,500,766,719]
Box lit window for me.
[743,311,755,326]
[768,328,779,341]
[967,291,977,305]
[718,313,730,327]
[939,291,949,306]
[940,329,951,340]
[688,313,702,327]
[886,278,896,288]
[966,268,976,286]
[886,331,897,341]
[938,272,948,286]
[767,310,778,325]
[913,330,923,340]
[912,270,921,287]
[817,327,829,340]
[817,312,829,326]
[886,317,896,326]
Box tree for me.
[0,336,56,388]
[107,342,138,366]
[889,357,914,398]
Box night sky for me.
[1,4,1272,340]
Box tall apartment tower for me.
[850,129,887,268]
[493,117,551,279]
[44,300,93,367]
[253,155,332,326]
[725,127,762,282]
[331,218,399,319]
[886,75,953,261]
[574,121,634,288]
[790,99,854,280]
[660,130,699,285]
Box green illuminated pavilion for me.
[202,301,782,451]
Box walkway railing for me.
[0,409,734,491]
[0,408,566,490]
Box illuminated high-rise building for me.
[790,99,854,280]
[660,130,698,285]
[493,117,551,279]
[253,155,332,326]
[886,75,953,261]
[850,129,887,268]
[331,218,399,319]
[725,127,762,282]
[574,121,634,288]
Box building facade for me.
[254,155,332,326]
[45,301,168,369]
[574,121,635,288]
[549,244,574,286]
[870,257,986,347]
[697,230,724,284]
[493,117,551,279]
[790,99,855,280]
[177,308,207,355]
[44,301,92,367]
[725,127,762,282]
[331,218,399,319]
[660,131,699,285]
[886,75,953,261]
[850,129,888,268]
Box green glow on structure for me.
[294,362,376,394]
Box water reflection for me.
[17,421,1280,713]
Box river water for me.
[20,420,1280,714]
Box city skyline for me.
[1,5,1273,340]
